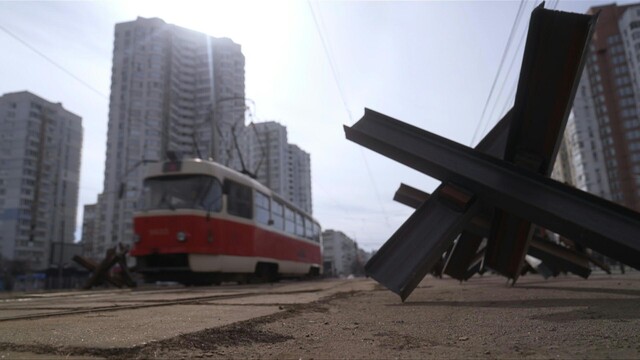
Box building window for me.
[615,76,631,86]
[608,34,622,44]
[618,86,633,96]
[612,55,626,65]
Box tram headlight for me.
[176,231,187,242]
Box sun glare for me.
[117,0,296,45]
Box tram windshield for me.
[140,175,222,212]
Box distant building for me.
[567,70,613,200]
[551,119,576,186]
[569,2,640,210]
[249,121,312,214]
[0,91,82,270]
[250,121,289,196]
[322,229,358,277]
[287,144,312,214]
[88,17,246,257]
[80,204,96,256]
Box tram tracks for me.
[0,283,337,323]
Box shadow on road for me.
[393,297,640,322]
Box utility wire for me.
[307,0,391,227]
[470,0,526,146]
[480,0,533,138]
[480,0,554,139]
[307,0,354,124]
[0,24,109,100]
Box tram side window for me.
[313,222,321,243]
[271,200,284,230]
[254,191,270,225]
[304,217,313,240]
[225,180,253,219]
[284,206,295,234]
[295,212,305,237]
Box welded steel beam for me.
[588,254,612,274]
[393,183,488,280]
[353,6,604,299]
[393,183,430,210]
[344,109,640,270]
[378,107,514,289]
[365,183,480,301]
[394,183,493,236]
[463,248,485,281]
[379,105,514,289]
[394,182,592,281]
[484,6,597,280]
[444,232,485,280]
[529,236,591,278]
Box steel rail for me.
[0,285,332,323]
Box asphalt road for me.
[1,273,639,359]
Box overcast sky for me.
[0,0,625,251]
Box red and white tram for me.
[130,158,322,285]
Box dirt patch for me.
[0,288,346,359]
[153,323,294,352]
[0,342,133,359]
[3,276,640,359]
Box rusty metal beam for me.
[392,182,594,281]
[444,232,485,280]
[73,245,136,290]
[347,6,629,300]
[484,6,597,280]
[391,183,489,281]
[344,109,640,271]
[393,183,429,210]
[384,108,514,285]
[529,236,591,278]
[364,183,480,301]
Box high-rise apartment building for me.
[567,72,611,198]
[551,129,576,187]
[80,204,96,256]
[89,17,246,256]
[570,3,640,211]
[249,121,313,214]
[0,91,82,270]
[287,144,312,214]
[250,121,289,196]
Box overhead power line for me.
[307,0,354,124]
[470,0,526,146]
[480,0,535,138]
[0,24,109,100]
[478,0,557,140]
[307,0,390,227]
